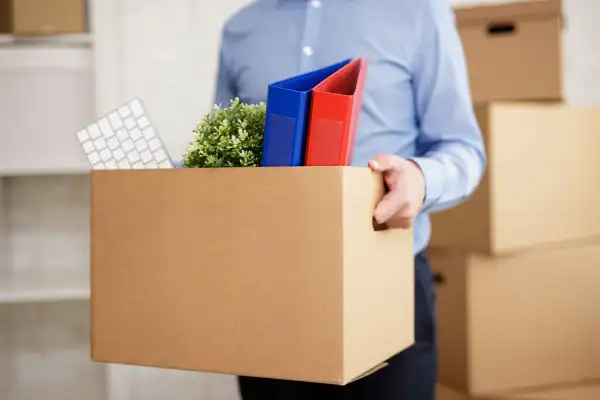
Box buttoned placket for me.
[299,0,324,73]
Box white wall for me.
[92,0,253,163]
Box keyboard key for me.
[98,118,114,137]
[153,149,167,162]
[117,129,129,141]
[130,99,144,117]
[82,141,94,153]
[105,160,118,169]
[122,139,134,152]
[143,127,155,139]
[135,140,148,152]
[77,130,89,142]
[130,128,142,141]
[88,152,100,164]
[148,138,161,151]
[88,124,101,139]
[118,159,131,169]
[127,151,140,163]
[140,150,152,163]
[94,137,107,150]
[137,116,150,129]
[118,105,131,118]
[107,137,119,150]
[124,117,136,130]
[100,148,112,162]
[109,112,123,130]
[113,148,125,161]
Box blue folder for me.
[262,59,351,167]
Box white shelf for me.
[0,167,90,178]
[0,34,93,46]
[0,46,94,177]
[0,268,90,304]
[0,301,107,400]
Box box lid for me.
[455,0,562,27]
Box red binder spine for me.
[304,58,369,166]
[304,94,353,166]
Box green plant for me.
[181,98,266,168]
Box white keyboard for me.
[76,98,174,170]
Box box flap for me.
[347,362,389,384]
[455,0,562,27]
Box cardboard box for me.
[90,167,415,385]
[497,382,600,399]
[431,244,600,395]
[455,0,563,103]
[0,0,87,36]
[439,382,600,400]
[430,103,600,255]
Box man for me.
[214,0,486,399]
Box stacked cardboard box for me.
[431,0,600,396]
[438,382,600,400]
[0,0,87,36]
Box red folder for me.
[304,57,370,166]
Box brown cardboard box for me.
[455,0,563,103]
[431,244,600,395]
[0,0,87,36]
[90,167,415,385]
[497,382,600,399]
[430,103,600,255]
[439,382,600,400]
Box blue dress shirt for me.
[214,0,487,254]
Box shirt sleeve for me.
[408,0,487,214]
[213,29,237,107]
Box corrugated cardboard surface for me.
[90,167,414,385]
[431,244,600,394]
[455,0,563,102]
[430,103,600,255]
[0,0,87,35]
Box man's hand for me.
[368,154,426,229]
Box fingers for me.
[368,154,401,173]
[387,216,413,230]
[374,190,407,224]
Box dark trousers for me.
[238,251,438,400]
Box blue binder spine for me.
[262,59,351,167]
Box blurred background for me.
[1,0,599,399]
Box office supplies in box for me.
[305,57,369,166]
[90,166,415,385]
[76,98,174,170]
[262,59,350,167]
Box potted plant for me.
[181,98,266,168]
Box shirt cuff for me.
[408,156,445,212]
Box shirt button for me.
[311,0,322,8]
[303,46,313,57]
